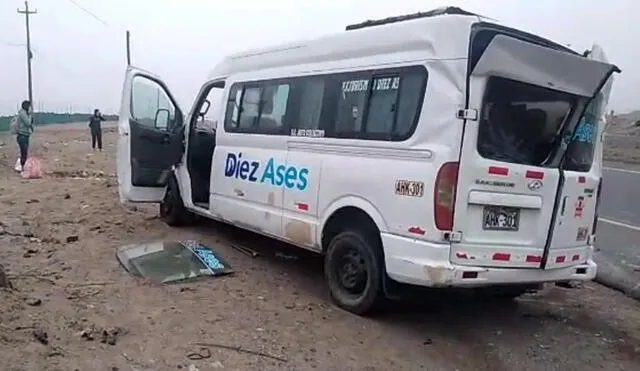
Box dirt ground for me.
[1,124,640,371]
[604,135,640,164]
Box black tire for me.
[159,175,192,227]
[324,229,384,315]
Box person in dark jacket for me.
[89,109,106,151]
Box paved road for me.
[601,166,640,227]
[596,164,640,294]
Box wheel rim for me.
[334,245,368,296]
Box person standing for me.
[89,109,105,151]
[14,100,34,171]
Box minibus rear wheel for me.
[159,175,192,226]
[325,227,384,315]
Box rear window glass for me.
[477,77,576,166]
[562,93,603,172]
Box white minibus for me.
[117,7,619,314]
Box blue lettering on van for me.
[224,152,309,191]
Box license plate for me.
[395,180,425,198]
[482,206,520,231]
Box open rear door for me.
[450,34,618,269]
[543,44,616,269]
[117,66,185,203]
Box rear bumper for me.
[381,233,597,288]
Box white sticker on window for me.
[341,79,369,99]
[290,128,325,138]
[374,77,400,91]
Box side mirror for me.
[199,99,211,118]
[154,108,171,130]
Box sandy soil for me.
[1,124,640,371]
[604,135,640,164]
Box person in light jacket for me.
[15,100,34,170]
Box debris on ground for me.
[101,327,124,346]
[32,329,49,345]
[79,325,128,346]
[65,235,79,243]
[23,248,39,258]
[186,347,212,360]
[0,264,13,289]
[116,241,233,284]
[191,341,288,363]
[275,251,298,261]
[230,243,260,258]
[25,297,42,306]
[556,281,584,289]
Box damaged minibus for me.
[116,7,620,315]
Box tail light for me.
[592,177,603,235]
[434,162,459,230]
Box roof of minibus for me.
[207,9,486,79]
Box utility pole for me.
[126,30,131,65]
[17,1,37,106]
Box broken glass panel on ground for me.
[116,240,233,284]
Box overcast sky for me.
[0,0,637,115]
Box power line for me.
[66,0,110,28]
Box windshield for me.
[477,77,578,167]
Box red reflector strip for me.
[488,166,509,176]
[492,253,511,261]
[525,170,544,180]
[408,226,425,235]
[555,256,566,263]
[296,203,309,211]
[456,252,468,259]
[572,254,580,261]
[578,176,586,184]
[526,255,542,263]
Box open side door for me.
[450,34,618,269]
[117,66,185,203]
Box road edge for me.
[594,252,640,301]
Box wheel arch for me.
[318,196,388,253]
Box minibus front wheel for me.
[159,175,193,226]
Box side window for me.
[222,66,426,140]
[324,68,426,140]
[225,85,243,130]
[238,87,261,130]
[394,72,425,137]
[195,82,225,132]
[365,76,400,135]
[296,78,325,130]
[335,76,369,135]
[131,76,176,131]
[224,82,291,134]
[258,83,290,132]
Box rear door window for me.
[477,77,577,167]
[562,93,603,171]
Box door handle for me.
[560,196,568,216]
